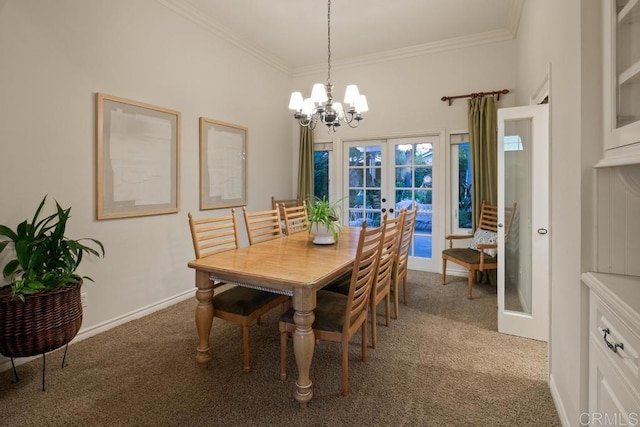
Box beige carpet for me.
[0,271,560,426]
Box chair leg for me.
[442,258,447,285]
[402,276,408,305]
[279,329,288,381]
[370,300,378,349]
[342,342,349,397]
[384,292,391,327]
[467,270,474,299]
[393,279,400,320]
[242,325,250,373]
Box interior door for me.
[497,104,549,342]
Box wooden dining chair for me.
[242,205,283,245]
[369,212,403,349]
[283,201,308,235]
[188,210,288,373]
[441,201,517,299]
[391,204,416,319]
[279,222,385,396]
[272,196,299,233]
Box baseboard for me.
[0,288,194,373]
[549,373,570,426]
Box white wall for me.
[0,0,293,365]
[292,41,517,142]
[515,0,603,424]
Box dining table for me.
[187,227,361,407]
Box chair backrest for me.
[242,205,283,245]
[272,196,299,223]
[394,204,416,278]
[283,201,308,235]
[372,213,403,299]
[188,210,239,259]
[343,222,385,335]
[504,202,518,243]
[477,201,498,232]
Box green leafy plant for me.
[306,196,344,241]
[0,196,105,301]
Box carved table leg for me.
[194,270,214,367]
[292,288,316,407]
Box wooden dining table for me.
[187,227,361,406]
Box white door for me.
[497,104,549,342]
[343,136,442,271]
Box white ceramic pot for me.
[311,223,336,245]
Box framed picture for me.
[199,118,247,210]
[96,93,180,220]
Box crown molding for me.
[157,0,520,80]
[507,0,524,38]
[155,0,292,76]
[293,28,516,78]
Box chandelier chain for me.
[327,0,331,86]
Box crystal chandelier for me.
[288,0,368,132]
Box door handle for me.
[537,228,548,235]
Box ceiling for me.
[163,0,522,74]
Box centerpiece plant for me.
[306,196,344,244]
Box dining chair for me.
[188,210,288,373]
[271,196,299,233]
[279,222,385,396]
[283,201,308,235]
[441,201,517,299]
[391,204,416,319]
[242,205,283,245]
[368,212,403,349]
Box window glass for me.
[450,134,472,232]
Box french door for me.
[497,104,550,342]
[342,135,442,271]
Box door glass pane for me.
[348,145,382,228]
[504,119,532,314]
[394,142,432,259]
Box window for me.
[450,133,472,234]
[313,142,332,201]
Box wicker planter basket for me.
[0,282,83,358]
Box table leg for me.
[194,270,214,367]
[292,288,316,407]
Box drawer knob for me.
[602,327,624,354]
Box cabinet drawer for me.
[591,295,640,393]
[590,342,640,423]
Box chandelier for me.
[288,0,368,132]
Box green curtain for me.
[468,96,497,229]
[297,126,314,203]
[467,96,497,285]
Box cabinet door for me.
[603,0,640,151]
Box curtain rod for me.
[441,89,510,106]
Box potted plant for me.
[0,196,104,361]
[306,196,343,244]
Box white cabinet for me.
[583,272,640,425]
[598,0,640,167]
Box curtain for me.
[468,96,497,229]
[297,125,314,203]
[467,96,497,285]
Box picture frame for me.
[199,117,247,210]
[96,93,180,220]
